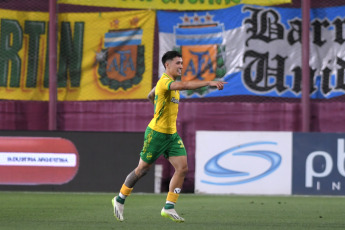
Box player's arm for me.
[169,81,227,91]
[147,86,156,104]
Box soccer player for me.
[112,50,226,222]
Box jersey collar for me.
[163,73,174,81]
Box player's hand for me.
[209,81,227,90]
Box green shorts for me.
[140,126,187,164]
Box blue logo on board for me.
[202,141,281,185]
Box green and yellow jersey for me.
[148,73,179,134]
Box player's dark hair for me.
[161,51,182,69]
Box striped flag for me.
[104,29,143,48]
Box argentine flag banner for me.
[157,4,345,99]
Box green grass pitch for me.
[0,191,344,230]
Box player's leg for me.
[112,126,161,222]
[161,155,188,222]
[118,158,152,203]
[112,158,152,221]
[168,155,188,195]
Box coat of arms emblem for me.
[173,13,226,97]
[96,28,144,91]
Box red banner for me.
[0,137,79,185]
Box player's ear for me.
[165,60,170,69]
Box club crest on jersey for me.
[146,152,152,160]
[173,12,226,97]
[95,19,145,92]
[171,97,179,104]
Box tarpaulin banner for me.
[195,131,292,195]
[0,9,154,101]
[157,4,345,99]
[0,137,79,185]
[196,131,345,195]
[58,0,291,11]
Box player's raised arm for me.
[147,86,156,104]
[169,81,227,91]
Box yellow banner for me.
[0,9,155,101]
[58,0,291,10]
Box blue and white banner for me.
[196,131,345,195]
[292,133,345,195]
[157,5,345,99]
[195,131,292,195]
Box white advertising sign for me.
[195,131,292,195]
[0,152,77,167]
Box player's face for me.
[166,57,183,78]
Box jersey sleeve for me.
[161,76,174,91]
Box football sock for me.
[116,184,133,204]
[165,190,180,209]
[116,196,125,204]
[164,203,175,209]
